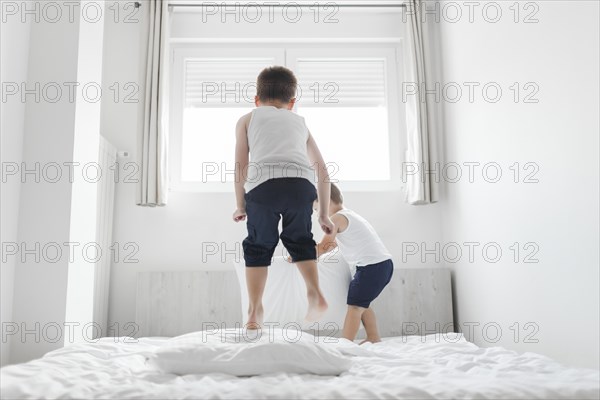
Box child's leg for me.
[242,182,284,329]
[295,260,328,321]
[359,308,381,343]
[342,305,366,341]
[279,179,327,321]
[346,260,394,342]
[245,267,268,329]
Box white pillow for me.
[147,328,352,376]
[233,253,353,332]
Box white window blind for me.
[296,59,387,107]
[184,58,275,107]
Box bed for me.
[1,331,598,399]
[1,262,599,399]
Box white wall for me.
[9,0,107,364]
[10,9,80,365]
[437,1,599,369]
[0,2,33,367]
[101,5,445,333]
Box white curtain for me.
[404,0,439,205]
[137,0,170,207]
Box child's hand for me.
[286,255,293,263]
[232,208,246,222]
[318,215,335,235]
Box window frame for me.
[169,42,406,193]
[169,46,285,192]
[286,46,404,191]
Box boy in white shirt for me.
[232,66,334,329]
[316,183,394,343]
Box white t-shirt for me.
[335,208,392,267]
[245,106,316,192]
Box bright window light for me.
[181,107,251,182]
[295,57,390,181]
[299,107,390,181]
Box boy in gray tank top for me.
[232,66,334,329]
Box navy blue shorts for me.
[243,178,317,267]
[347,259,394,308]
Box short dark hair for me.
[256,66,297,103]
[330,183,343,205]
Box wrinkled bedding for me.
[1,332,598,399]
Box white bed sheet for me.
[1,333,598,400]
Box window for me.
[169,45,403,192]
[170,48,284,191]
[288,47,401,186]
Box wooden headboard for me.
[135,268,453,338]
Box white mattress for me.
[1,333,598,399]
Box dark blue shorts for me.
[347,259,394,308]
[243,178,317,267]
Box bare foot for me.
[305,291,328,322]
[359,337,381,345]
[245,321,261,330]
[247,305,263,330]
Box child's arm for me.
[233,113,251,222]
[286,214,344,263]
[316,213,348,257]
[307,131,334,234]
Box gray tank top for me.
[245,106,316,192]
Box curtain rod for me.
[134,2,406,8]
